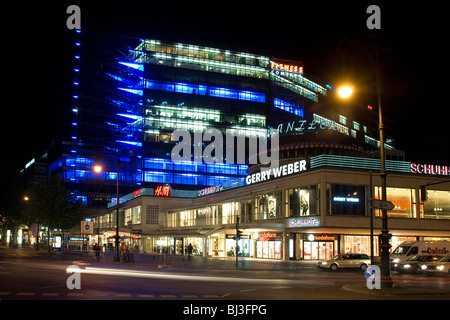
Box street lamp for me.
[93,161,121,262]
[337,85,353,99]
[337,74,393,288]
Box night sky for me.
[3,1,449,179]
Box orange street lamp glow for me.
[94,165,102,173]
[338,85,353,99]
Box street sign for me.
[81,221,94,234]
[373,199,395,210]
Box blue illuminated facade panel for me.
[55,35,327,205]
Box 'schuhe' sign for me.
[410,163,450,176]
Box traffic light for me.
[420,186,428,202]
[237,230,243,240]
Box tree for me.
[26,174,86,234]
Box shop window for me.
[374,187,415,218]
[328,184,366,216]
[421,190,450,219]
[287,185,319,217]
[254,192,282,220]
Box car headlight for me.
[420,265,427,270]
[437,265,445,271]
[321,262,327,265]
[403,264,411,269]
[392,258,400,263]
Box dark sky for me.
[3,1,449,177]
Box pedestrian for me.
[120,242,129,262]
[187,243,193,260]
[94,242,100,261]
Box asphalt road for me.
[1,247,449,303]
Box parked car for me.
[317,253,370,271]
[422,255,450,276]
[396,255,443,274]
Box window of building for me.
[287,185,319,217]
[421,190,450,219]
[146,205,159,225]
[254,191,282,220]
[328,184,366,216]
[374,187,416,218]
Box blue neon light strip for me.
[273,98,304,117]
[118,61,144,71]
[118,88,144,96]
[144,79,265,103]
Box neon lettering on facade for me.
[410,163,450,176]
[245,160,307,186]
[286,217,320,228]
[271,62,303,74]
[259,232,277,241]
[154,185,171,197]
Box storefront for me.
[256,232,282,259]
[301,234,337,260]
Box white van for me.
[391,241,450,266]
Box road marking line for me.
[0,292,10,295]
[115,293,132,297]
[160,294,177,298]
[240,288,256,293]
[17,292,35,296]
[271,286,291,289]
[202,294,220,298]
[67,293,84,297]
[182,294,199,298]
[138,294,155,298]
[220,293,231,298]
[42,293,60,296]
[89,293,108,297]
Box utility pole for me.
[235,216,239,269]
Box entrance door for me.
[318,242,333,260]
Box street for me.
[1,247,449,301]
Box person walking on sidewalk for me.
[93,243,101,261]
[187,243,193,260]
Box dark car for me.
[396,255,443,274]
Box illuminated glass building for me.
[49,33,397,206]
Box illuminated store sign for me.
[154,185,171,197]
[286,217,320,228]
[259,232,277,241]
[332,196,360,203]
[133,189,142,197]
[245,160,307,185]
[197,185,222,197]
[271,61,303,74]
[410,163,450,176]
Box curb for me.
[342,283,450,296]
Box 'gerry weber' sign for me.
[245,160,307,185]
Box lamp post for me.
[93,158,121,262]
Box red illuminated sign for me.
[411,163,450,176]
[271,62,303,74]
[154,185,171,197]
[259,232,277,242]
[133,189,142,197]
